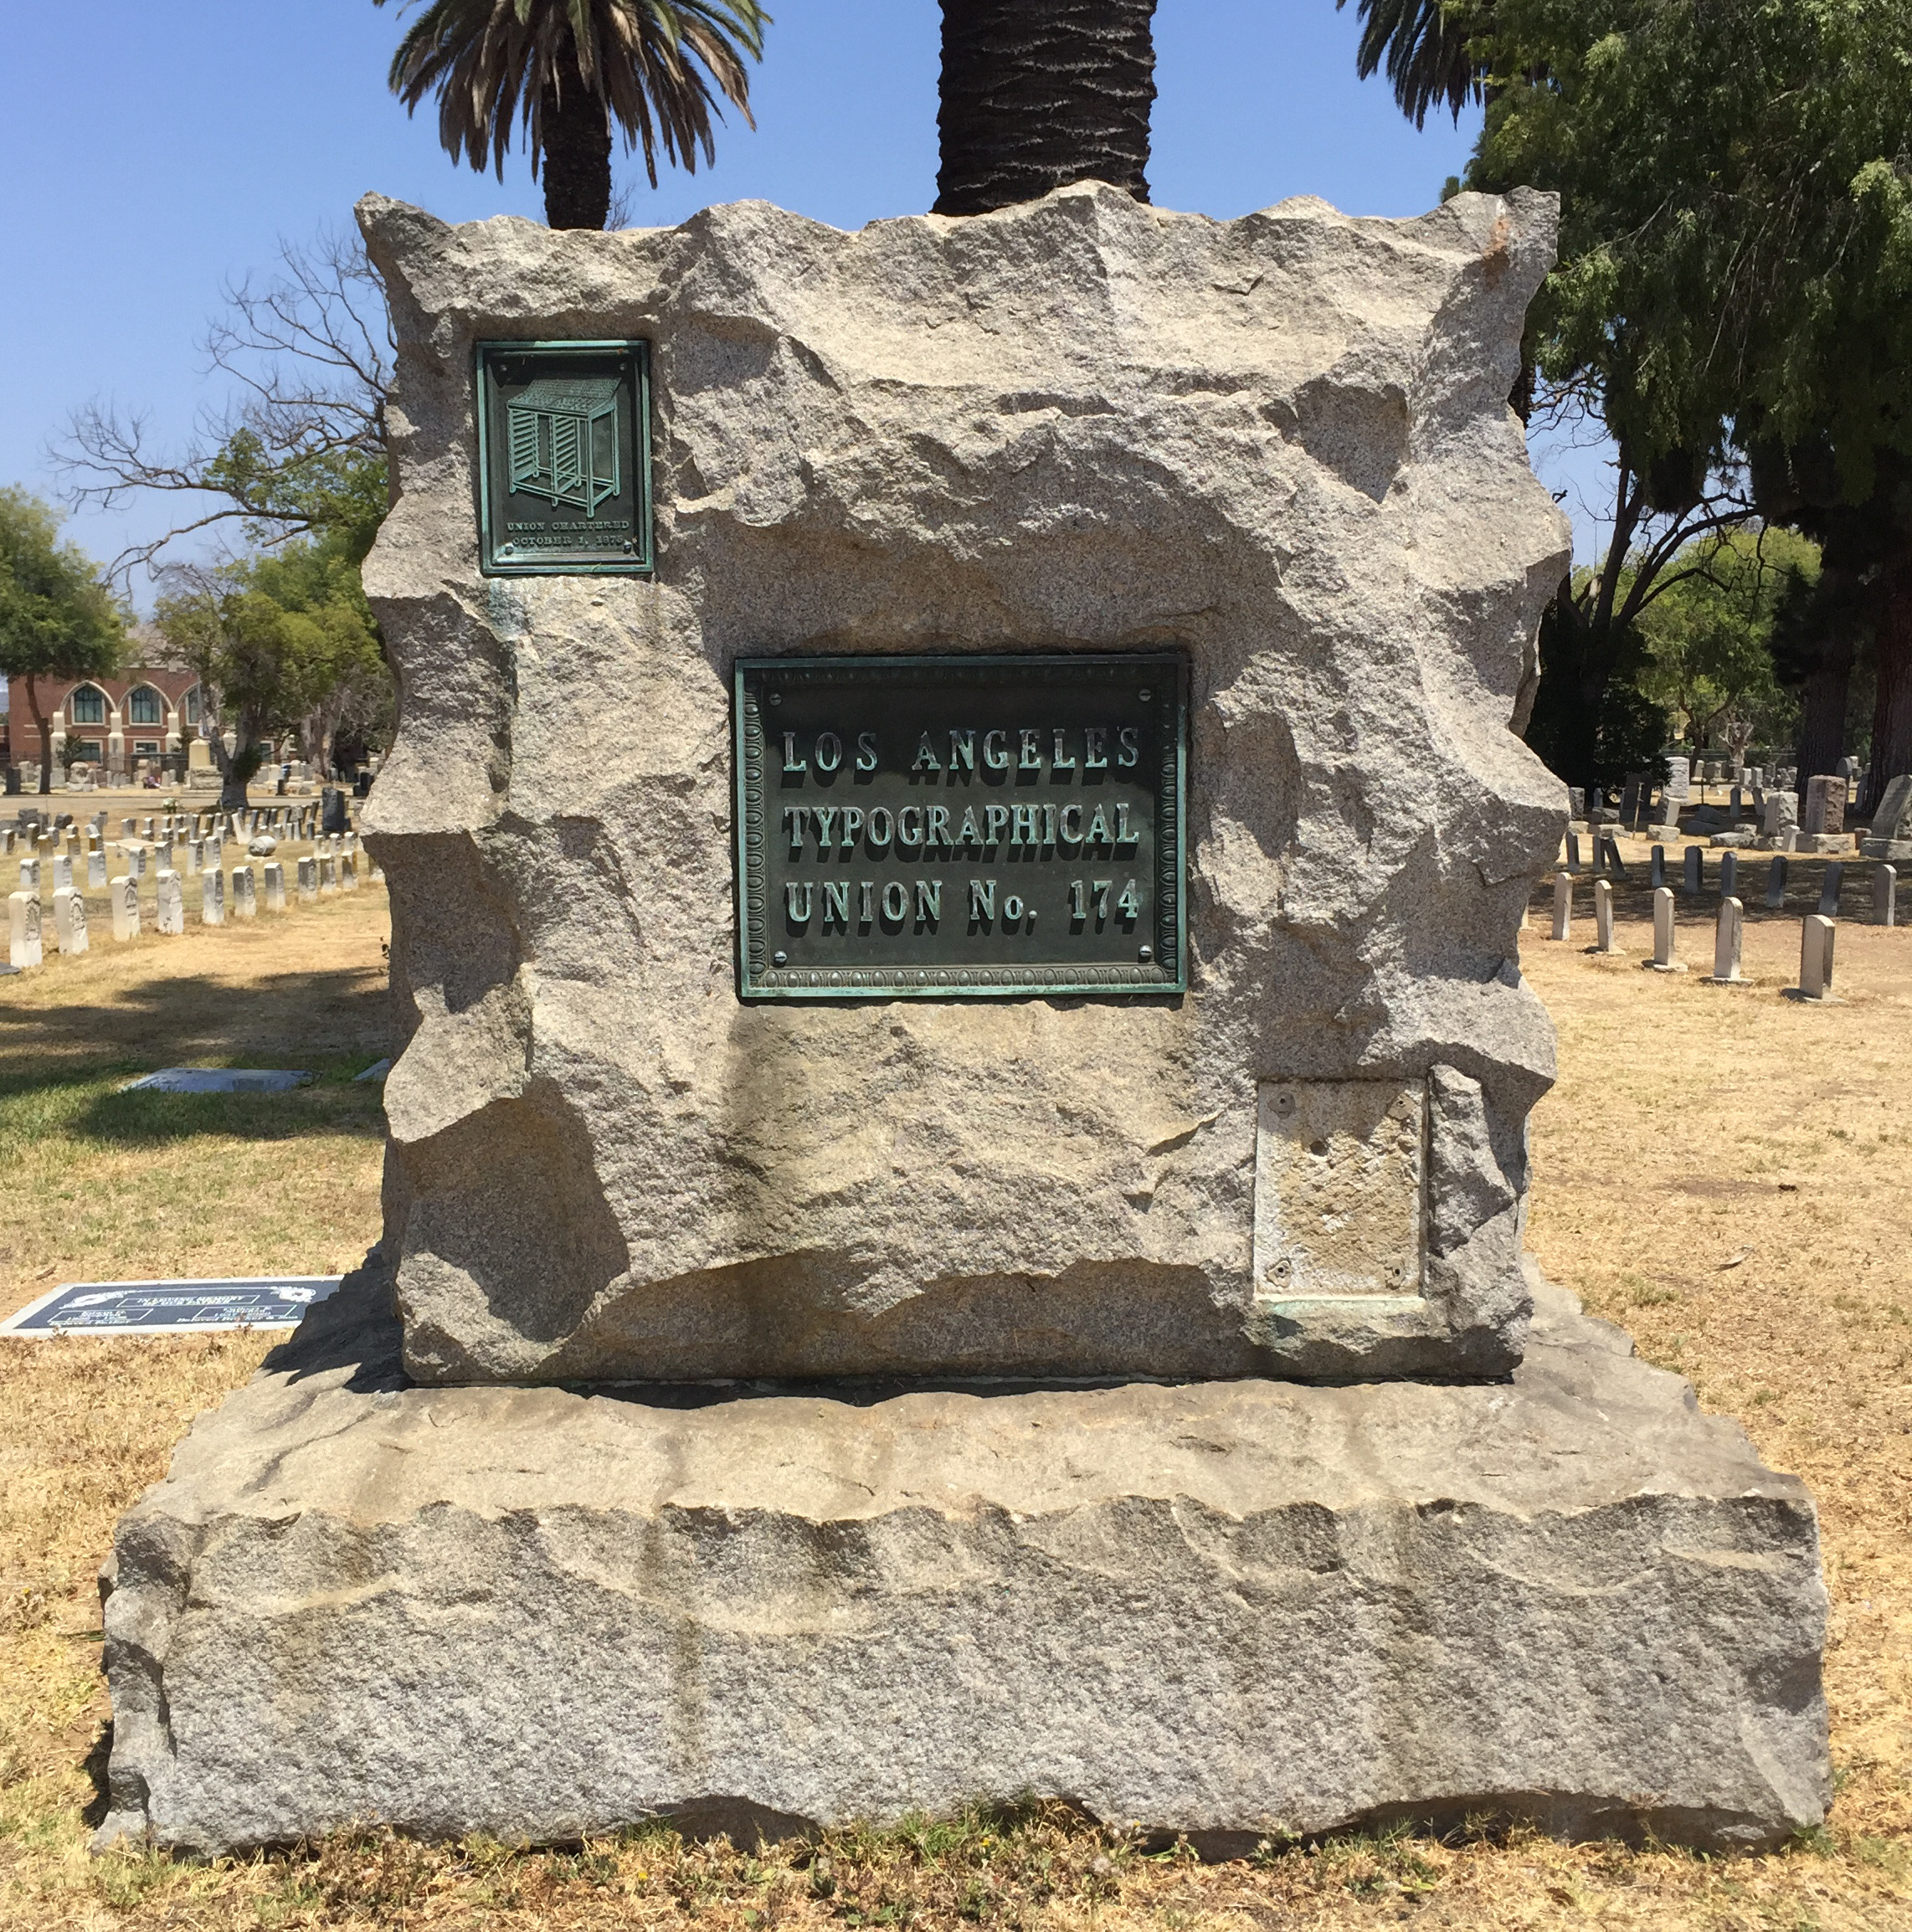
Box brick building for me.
[3,668,203,777]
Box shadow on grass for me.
[0,966,391,1067]
[0,1056,388,1154]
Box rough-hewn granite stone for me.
[95,1255,1828,1856]
[358,183,1570,1384]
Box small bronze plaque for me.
[475,339,652,575]
[734,654,1186,999]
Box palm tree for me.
[1335,1,1489,130]
[934,0,1158,217]
[377,0,768,231]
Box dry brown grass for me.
[0,850,1908,1930]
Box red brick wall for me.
[5,669,203,766]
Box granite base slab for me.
[95,1256,1830,1858]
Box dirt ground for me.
[0,842,1907,1929]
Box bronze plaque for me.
[734,654,1186,999]
[475,339,652,575]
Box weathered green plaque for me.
[735,654,1186,999]
[475,340,651,575]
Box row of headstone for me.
[1550,860,1896,944]
[7,837,372,967]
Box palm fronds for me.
[376,0,767,188]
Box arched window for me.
[69,685,106,725]
[182,685,201,726]
[127,685,164,726]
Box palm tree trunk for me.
[542,75,613,230]
[935,0,1158,217]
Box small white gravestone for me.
[262,861,285,912]
[1875,863,1898,927]
[54,885,88,955]
[9,890,42,968]
[232,866,257,919]
[318,855,338,896]
[201,870,225,927]
[156,870,184,935]
[1645,885,1685,972]
[1796,913,1836,1000]
[18,857,39,895]
[1592,876,1620,954]
[296,856,318,903]
[340,854,358,892]
[52,855,72,893]
[1550,872,1572,942]
[183,839,201,877]
[111,875,140,942]
[86,849,106,889]
[1705,897,1745,984]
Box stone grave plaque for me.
[475,340,651,575]
[735,653,1186,998]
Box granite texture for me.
[358,183,1571,1384]
[95,1256,1829,1856]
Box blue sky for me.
[1,1,1603,595]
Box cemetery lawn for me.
[1,865,1908,1929]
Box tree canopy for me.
[1349,0,1912,797]
[0,490,126,794]
[153,533,386,810]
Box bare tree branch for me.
[50,229,393,594]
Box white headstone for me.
[263,861,285,912]
[111,874,140,942]
[1708,897,1745,984]
[318,855,337,896]
[157,869,185,935]
[1550,872,1572,943]
[87,849,107,889]
[9,889,42,968]
[1874,863,1898,928]
[53,884,88,954]
[232,866,257,919]
[201,869,225,927]
[340,854,359,893]
[18,857,39,894]
[1798,913,1836,999]
[52,855,72,893]
[1593,877,1618,954]
[296,856,318,903]
[1645,886,1683,972]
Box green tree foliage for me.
[1632,528,1815,758]
[378,0,768,230]
[0,490,126,795]
[1346,0,1912,800]
[1467,0,1912,801]
[154,535,384,811]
